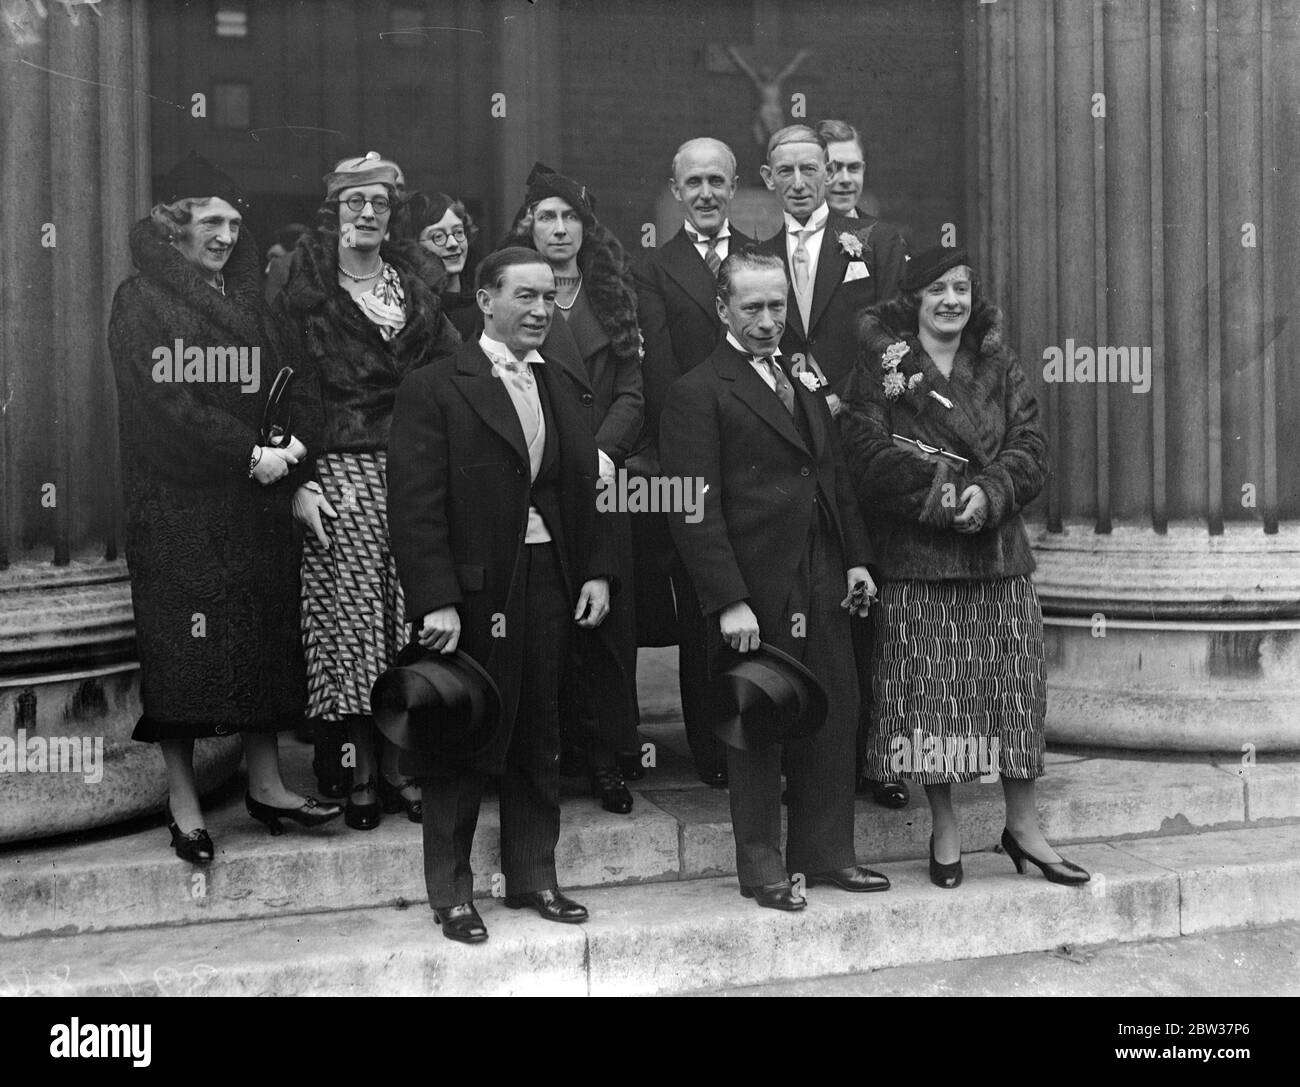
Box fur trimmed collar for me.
[858,302,1006,364]
[127,217,263,342]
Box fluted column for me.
[967,0,1300,751]
[0,1,239,844]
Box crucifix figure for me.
[727,46,812,150]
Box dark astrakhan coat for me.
[108,219,313,738]
[839,304,1047,581]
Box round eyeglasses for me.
[424,226,467,247]
[340,194,391,214]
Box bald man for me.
[633,137,755,786]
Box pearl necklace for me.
[339,262,383,282]
[554,272,583,311]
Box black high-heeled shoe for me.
[1001,827,1090,885]
[929,833,962,889]
[245,793,342,836]
[167,808,214,865]
[345,776,382,831]
[377,775,422,823]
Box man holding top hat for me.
[385,246,620,943]
[659,247,890,910]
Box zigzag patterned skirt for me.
[301,451,407,721]
[864,575,1046,785]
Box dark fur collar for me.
[127,217,263,342]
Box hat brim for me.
[710,641,829,751]
[372,646,502,762]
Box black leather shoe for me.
[503,888,589,923]
[245,793,343,836]
[378,775,423,823]
[805,865,891,892]
[700,768,728,788]
[739,880,806,911]
[617,750,646,781]
[929,834,963,889]
[590,765,633,814]
[433,902,488,944]
[345,777,382,831]
[1001,827,1090,886]
[312,720,351,799]
[864,779,910,809]
[167,808,214,864]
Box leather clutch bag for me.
[260,366,294,447]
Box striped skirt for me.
[301,451,407,721]
[864,576,1046,785]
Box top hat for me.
[709,641,829,751]
[370,643,502,763]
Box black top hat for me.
[709,642,829,751]
[370,643,502,763]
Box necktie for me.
[762,357,796,416]
[702,235,722,277]
[490,355,541,446]
[792,228,812,292]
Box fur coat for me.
[839,303,1047,581]
[108,219,311,735]
[272,230,461,454]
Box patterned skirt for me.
[301,451,407,721]
[864,576,1046,785]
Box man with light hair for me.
[633,137,757,788]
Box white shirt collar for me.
[684,220,732,244]
[479,332,544,367]
[726,332,781,362]
[784,202,829,236]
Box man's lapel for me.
[808,216,849,335]
[661,227,718,322]
[716,344,808,455]
[765,225,807,342]
[453,344,530,468]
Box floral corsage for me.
[797,370,823,393]
[837,231,865,259]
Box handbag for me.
[260,366,294,447]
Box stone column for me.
[966,0,1300,751]
[0,0,239,844]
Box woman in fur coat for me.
[496,162,642,813]
[108,154,342,864]
[840,246,1089,891]
[273,152,461,830]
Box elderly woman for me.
[403,191,481,341]
[274,152,461,830]
[108,153,342,862]
[840,246,1089,890]
[496,162,642,813]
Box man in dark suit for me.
[633,137,754,787]
[387,247,618,944]
[758,124,908,418]
[763,123,911,810]
[660,248,891,910]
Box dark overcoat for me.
[659,341,872,644]
[108,219,313,735]
[759,211,909,397]
[838,306,1047,581]
[386,341,628,775]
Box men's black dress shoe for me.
[739,880,806,911]
[433,902,488,944]
[700,768,728,788]
[857,778,909,808]
[590,765,634,814]
[503,888,589,923]
[805,865,892,892]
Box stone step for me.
[3,825,1297,996]
[1,733,1297,939]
